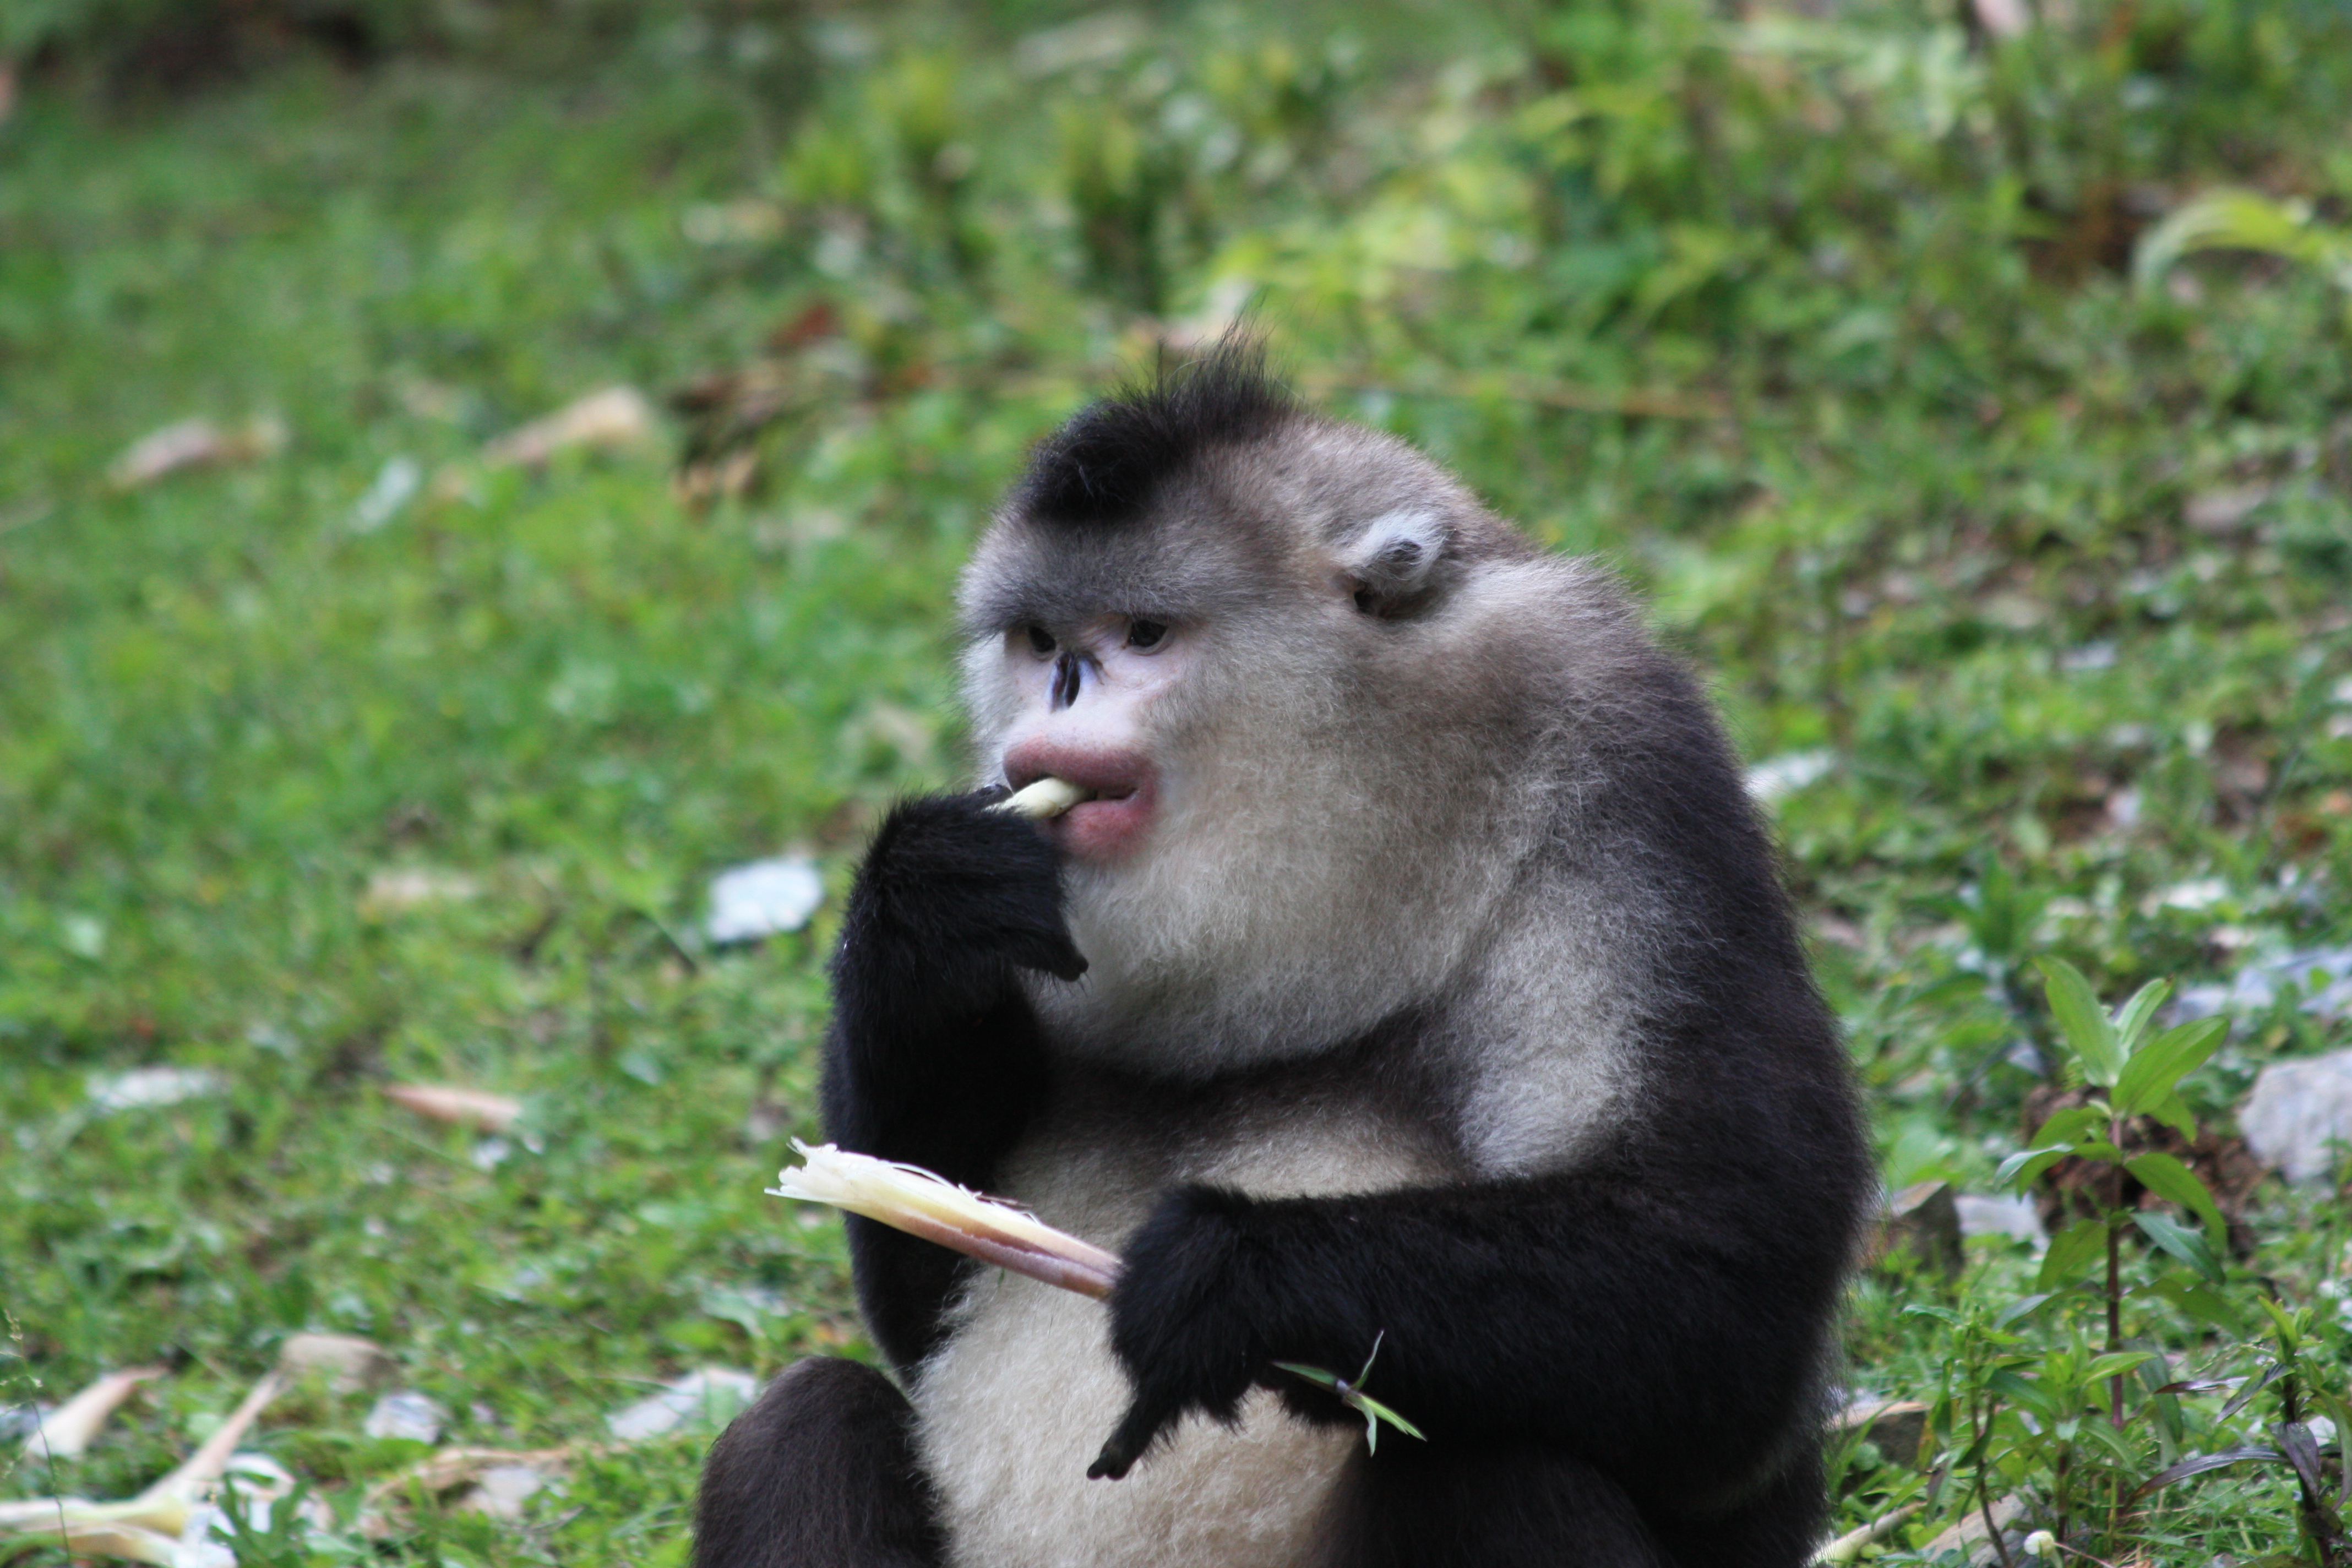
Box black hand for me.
[821,790,1081,1369]
[1088,1186,1265,1480]
[839,790,1086,1014]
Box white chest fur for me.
[911,1090,1449,1568]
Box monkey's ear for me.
[1337,509,1452,619]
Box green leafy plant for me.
[1273,1333,1427,1455]
[1999,960,2229,1425]
[2135,1302,2352,1568]
[2136,189,2352,329]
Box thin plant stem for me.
[2106,1116,2126,1430]
[1970,1341,2017,1568]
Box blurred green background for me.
[4,2,2351,1562]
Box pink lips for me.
[1002,743,1157,861]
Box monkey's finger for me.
[1085,1397,1178,1482]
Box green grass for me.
[4,2,2352,1562]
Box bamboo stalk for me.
[771,1142,1121,1299]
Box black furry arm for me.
[1090,1070,1869,1502]
[817,790,1085,1369]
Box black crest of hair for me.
[1011,333,1300,527]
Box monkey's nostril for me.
[1051,651,1083,710]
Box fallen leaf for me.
[0,1370,285,1565]
[361,867,482,916]
[481,386,660,469]
[19,1366,165,1462]
[358,1444,597,1536]
[383,1085,523,1134]
[106,417,286,490]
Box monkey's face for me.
[995,612,1193,863]
[953,435,1555,1075]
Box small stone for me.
[363,1391,445,1444]
[1921,1494,2026,1564]
[465,1464,554,1519]
[349,456,423,534]
[86,1066,222,1114]
[2184,484,2271,535]
[1954,1193,2046,1247]
[606,1368,760,1442]
[707,857,825,945]
[2176,947,2352,1024]
[2241,1048,2352,1184]
[1744,750,1835,806]
[1834,1397,1929,1468]
[280,1332,398,1393]
[1875,1181,1962,1282]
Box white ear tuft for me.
[1340,509,1450,616]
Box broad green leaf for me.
[1350,1393,1425,1441]
[2086,1351,2159,1382]
[1996,1293,2056,1329]
[2028,1103,2107,1148]
[2115,1017,2226,1118]
[2148,1092,2197,1142]
[2133,188,2350,291]
[2127,1152,2228,1246]
[1272,1362,1340,1390]
[2131,1446,2291,1501]
[2115,980,2172,1053]
[2257,1297,2301,1354]
[2038,958,2122,1087]
[2076,1418,2141,1466]
[2152,1276,2246,1333]
[2135,1210,2224,1285]
[2038,1218,2106,1291]
[1997,1145,2072,1193]
[1987,1368,2061,1419]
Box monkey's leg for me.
[694,1358,944,1568]
[1313,1444,1674,1568]
[1642,1440,1828,1568]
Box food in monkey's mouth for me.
[997,776,1090,820]
[1001,752,1157,857]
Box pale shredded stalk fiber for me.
[773,1142,1121,1299]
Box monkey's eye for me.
[1026,625,1057,655]
[1126,619,1167,650]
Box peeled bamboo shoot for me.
[995,777,1088,820]
[771,1142,1120,1298]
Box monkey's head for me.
[956,342,1643,1077]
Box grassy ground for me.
[4,3,2352,1563]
